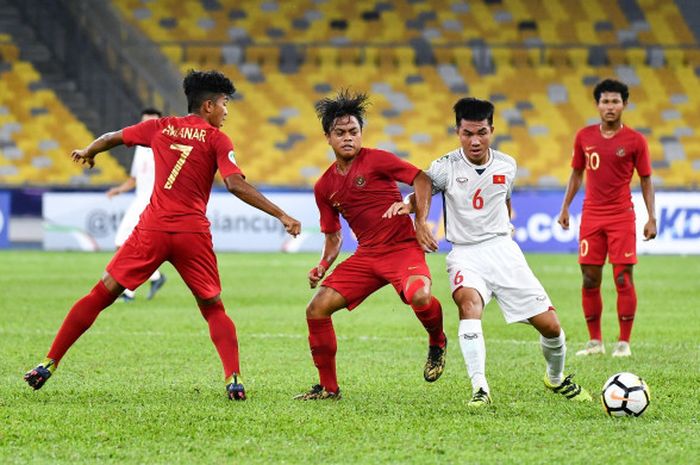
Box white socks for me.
[149,270,161,282]
[458,319,489,394]
[541,329,566,386]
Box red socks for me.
[411,297,446,348]
[582,287,603,341]
[199,299,240,378]
[614,267,637,342]
[307,317,338,393]
[47,281,118,363]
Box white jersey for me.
[426,147,516,245]
[131,145,155,203]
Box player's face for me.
[326,115,362,160]
[457,118,493,164]
[597,92,625,125]
[207,94,229,127]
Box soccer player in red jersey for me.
[23,70,301,400]
[558,78,656,358]
[294,90,447,400]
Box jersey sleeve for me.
[634,134,652,177]
[426,155,449,193]
[213,133,244,179]
[571,130,586,170]
[122,119,160,148]
[314,182,341,234]
[372,150,420,185]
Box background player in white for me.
[106,108,166,301]
[385,97,592,407]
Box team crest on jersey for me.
[354,175,366,188]
[228,150,237,165]
[493,174,506,184]
[616,147,626,157]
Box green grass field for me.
[1,251,698,464]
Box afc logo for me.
[354,175,366,188]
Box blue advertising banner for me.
[0,192,10,248]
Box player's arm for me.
[412,171,438,252]
[557,168,584,230]
[224,174,301,237]
[309,231,342,289]
[640,175,657,241]
[106,177,136,198]
[71,130,124,169]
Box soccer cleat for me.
[120,292,135,303]
[147,274,167,300]
[424,336,447,382]
[226,373,246,401]
[24,360,55,390]
[293,384,341,400]
[611,341,632,357]
[544,373,593,402]
[575,339,605,356]
[467,388,492,408]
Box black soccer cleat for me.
[226,374,246,401]
[147,274,167,300]
[293,384,342,400]
[24,363,53,390]
[424,336,447,382]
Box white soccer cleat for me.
[611,341,632,357]
[575,340,605,356]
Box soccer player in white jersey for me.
[384,97,592,407]
[106,108,166,301]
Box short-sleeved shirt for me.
[314,147,420,252]
[572,125,652,215]
[122,114,243,232]
[130,145,155,204]
[427,148,516,245]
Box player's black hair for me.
[453,97,495,127]
[315,89,369,134]
[183,69,236,113]
[594,78,629,103]
[141,107,162,117]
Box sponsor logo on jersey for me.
[354,175,366,188]
[228,150,237,165]
[493,174,506,184]
[585,145,596,151]
[616,147,626,157]
[456,177,468,183]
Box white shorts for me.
[446,236,553,323]
[114,199,148,247]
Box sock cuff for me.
[582,287,601,296]
[540,329,565,348]
[458,319,483,335]
[307,317,333,331]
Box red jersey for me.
[572,125,652,214]
[122,114,243,232]
[314,148,420,252]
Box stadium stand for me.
[0,35,127,185]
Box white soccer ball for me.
[601,372,650,417]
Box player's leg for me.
[402,273,448,382]
[114,202,141,301]
[612,264,635,356]
[295,286,347,400]
[146,269,167,300]
[170,232,245,400]
[25,228,163,390]
[577,216,607,355]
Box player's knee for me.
[582,274,600,289]
[306,299,332,319]
[613,265,633,290]
[410,288,432,309]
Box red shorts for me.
[578,209,637,265]
[321,245,431,310]
[106,227,221,299]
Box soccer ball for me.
[601,372,650,417]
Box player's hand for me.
[415,221,438,253]
[643,218,657,241]
[280,214,301,237]
[71,149,96,169]
[308,265,326,289]
[106,187,120,198]
[557,209,570,230]
[382,202,411,219]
